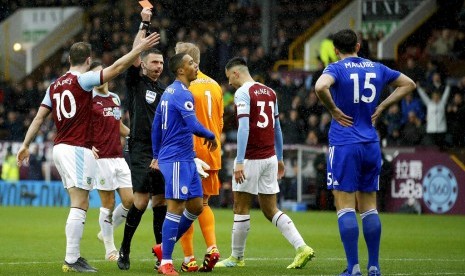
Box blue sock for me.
[176,209,198,240]
[338,208,359,273]
[361,209,381,271]
[161,212,181,260]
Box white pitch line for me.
[2,257,464,265]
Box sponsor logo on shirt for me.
[236,101,247,111]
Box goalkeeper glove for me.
[194,157,210,178]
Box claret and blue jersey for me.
[323,57,400,146]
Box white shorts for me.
[53,144,96,190]
[94,157,132,191]
[232,155,280,195]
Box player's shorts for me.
[327,142,381,192]
[52,144,96,190]
[202,170,220,196]
[94,157,132,191]
[128,140,164,194]
[158,161,202,200]
[232,155,280,195]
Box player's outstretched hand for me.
[331,107,353,127]
[16,145,29,167]
[137,32,160,51]
[203,137,218,152]
[194,158,210,178]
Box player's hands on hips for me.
[194,157,210,178]
[204,137,218,152]
[371,105,385,126]
[234,163,245,184]
[91,146,100,159]
[331,107,353,127]
[277,160,285,180]
[16,145,29,167]
[150,159,159,170]
[141,8,152,21]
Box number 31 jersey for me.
[41,70,102,148]
[235,81,278,160]
[323,57,400,145]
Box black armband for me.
[139,21,150,31]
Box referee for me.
[117,8,166,271]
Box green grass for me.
[0,207,464,275]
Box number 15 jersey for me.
[323,57,400,145]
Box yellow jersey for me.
[189,70,223,170]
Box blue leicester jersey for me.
[323,57,400,145]
[152,80,212,163]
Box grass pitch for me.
[0,207,464,275]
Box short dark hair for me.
[332,29,358,54]
[69,42,91,66]
[141,48,163,61]
[89,60,103,71]
[225,57,248,70]
[169,53,187,76]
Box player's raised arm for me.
[101,32,160,83]
[132,8,153,67]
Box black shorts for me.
[128,140,165,195]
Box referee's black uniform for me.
[125,65,165,195]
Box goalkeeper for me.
[173,42,224,272]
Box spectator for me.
[417,83,451,149]
[403,57,425,84]
[1,146,19,182]
[319,34,338,66]
[446,92,465,147]
[281,110,306,144]
[401,111,425,146]
[400,92,425,125]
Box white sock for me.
[65,208,86,263]
[231,214,250,259]
[112,203,128,230]
[99,207,116,254]
[272,211,306,249]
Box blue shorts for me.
[327,142,381,192]
[158,161,203,200]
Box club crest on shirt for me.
[112,97,120,106]
[146,90,157,104]
[113,107,121,120]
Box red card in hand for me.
[139,0,153,9]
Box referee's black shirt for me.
[125,65,166,143]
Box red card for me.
[139,0,153,9]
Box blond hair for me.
[175,42,200,64]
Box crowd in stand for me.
[1,0,465,167]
